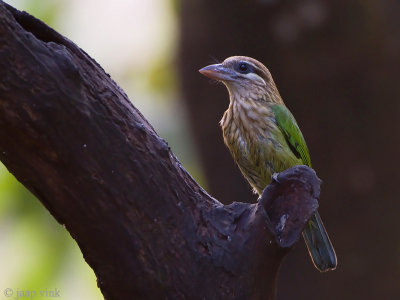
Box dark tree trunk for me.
[179,0,400,299]
[0,2,321,299]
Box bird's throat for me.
[221,96,274,143]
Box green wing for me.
[272,105,337,272]
[271,104,311,167]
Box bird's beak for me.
[199,63,235,81]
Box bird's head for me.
[199,56,282,103]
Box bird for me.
[199,56,337,272]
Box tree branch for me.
[0,2,320,299]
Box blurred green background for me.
[1,0,192,299]
[2,0,400,299]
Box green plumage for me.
[224,102,337,272]
[271,104,311,167]
[200,55,337,272]
[271,104,337,272]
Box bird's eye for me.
[239,63,248,72]
[236,62,251,74]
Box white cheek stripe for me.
[243,73,266,85]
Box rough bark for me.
[0,2,321,299]
[179,1,400,299]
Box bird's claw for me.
[272,172,280,183]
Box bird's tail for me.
[302,211,337,272]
